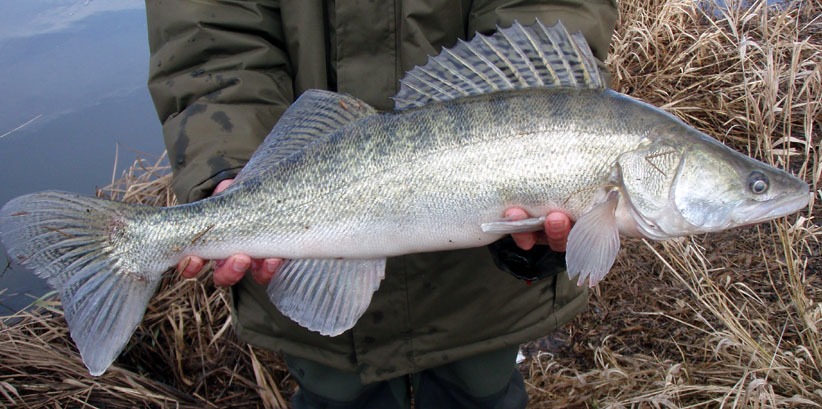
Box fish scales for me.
[135,89,649,266]
[0,20,808,375]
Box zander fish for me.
[0,21,809,376]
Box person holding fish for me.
[144,1,618,407]
[2,0,806,407]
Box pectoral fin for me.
[266,258,386,336]
[566,191,621,287]
[481,216,546,234]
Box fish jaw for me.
[729,187,810,227]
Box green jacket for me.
[146,0,617,383]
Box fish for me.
[0,20,809,376]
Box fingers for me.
[544,212,571,252]
[213,178,234,194]
[178,256,204,279]
[251,258,283,285]
[215,256,281,287]
[213,254,251,287]
[504,208,572,252]
[504,207,536,251]
[178,254,281,287]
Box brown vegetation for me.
[523,1,821,407]
[1,0,820,407]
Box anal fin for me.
[267,258,386,336]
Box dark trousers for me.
[286,346,527,409]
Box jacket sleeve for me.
[468,0,619,279]
[145,0,294,203]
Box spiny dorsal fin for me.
[234,90,376,183]
[393,20,605,110]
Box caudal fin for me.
[0,191,161,376]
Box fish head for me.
[670,133,809,232]
[618,124,809,239]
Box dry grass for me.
[523,0,821,407]
[1,153,293,408]
[1,0,820,407]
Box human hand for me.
[177,179,283,287]
[504,208,571,252]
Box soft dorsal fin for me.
[233,90,376,183]
[393,20,604,110]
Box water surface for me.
[0,1,163,314]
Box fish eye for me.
[747,171,769,194]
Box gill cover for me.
[617,137,684,239]
[672,146,742,230]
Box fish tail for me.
[0,191,162,375]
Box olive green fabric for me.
[286,345,525,408]
[285,354,411,408]
[146,0,617,384]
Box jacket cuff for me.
[487,237,567,281]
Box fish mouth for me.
[731,192,810,226]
